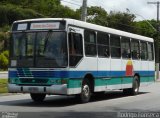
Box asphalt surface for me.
[0,82,160,118]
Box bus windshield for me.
[11,31,68,68]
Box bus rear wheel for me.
[123,76,139,95]
[132,76,139,95]
[30,93,46,102]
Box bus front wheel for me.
[30,93,46,102]
[76,79,92,103]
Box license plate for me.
[28,87,39,92]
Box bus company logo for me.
[126,60,134,76]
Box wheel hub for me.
[83,85,90,97]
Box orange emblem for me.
[126,60,134,76]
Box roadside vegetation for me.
[0,79,8,93]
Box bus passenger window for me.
[131,39,140,60]
[110,35,121,58]
[68,32,83,67]
[148,43,154,61]
[84,30,97,56]
[121,37,131,59]
[141,41,148,60]
[97,32,110,58]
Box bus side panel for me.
[148,61,155,82]
[67,78,82,94]
[109,59,122,89]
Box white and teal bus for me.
[8,18,155,103]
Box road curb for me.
[0,71,8,74]
[0,93,22,96]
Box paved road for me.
[0,82,160,118]
[0,72,8,79]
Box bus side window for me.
[97,32,110,58]
[131,39,140,60]
[141,41,148,60]
[110,35,121,58]
[69,33,76,55]
[84,30,97,56]
[68,32,83,67]
[148,43,154,61]
[121,37,131,59]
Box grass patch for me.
[0,79,8,93]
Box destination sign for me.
[17,24,27,30]
[30,22,60,30]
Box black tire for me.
[78,79,92,103]
[30,93,46,102]
[131,76,139,95]
[123,76,139,95]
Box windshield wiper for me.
[43,30,52,53]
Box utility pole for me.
[148,1,160,80]
[81,0,87,22]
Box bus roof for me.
[14,18,154,42]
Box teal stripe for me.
[67,79,81,88]
[9,76,155,89]
[95,79,106,86]
[122,77,133,84]
[148,77,155,82]
[107,78,121,85]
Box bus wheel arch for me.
[84,74,95,93]
[30,93,46,102]
[123,74,140,95]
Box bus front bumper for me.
[8,84,68,95]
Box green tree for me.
[51,5,80,19]
[0,31,10,52]
[0,5,44,26]
[107,11,136,33]
[0,50,9,70]
[87,6,108,26]
[134,20,157,38]
[76,6,108,26]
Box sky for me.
[61,0,158,21]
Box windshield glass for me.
[12,33,35,58]
[11,31,68,68]
[36,32,68,67]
